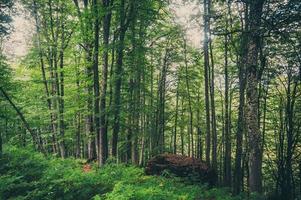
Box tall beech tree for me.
[245,0,264,193]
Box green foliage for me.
[0,146,108,200]
[0,53,12,89]
[2,0,299,197]
[0,146,259,200]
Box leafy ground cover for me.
[0,146,255,200]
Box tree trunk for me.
[73,0,96,160]
[209,22,217,170]
[99,0,113,164]
[112,0,132,157]
[184,38,194,158]
[180,96,185,155]
[173,75,180,154]
[245,0,264,193]
[157,48,169,153]
[203,0,211,165]
[58,23,66,159]
[92,0,102,166]
[86,51,96,160]
[197,89,202,160]
[33,0,57,154]
[233,15,249,195]
[224,34,231,187]
[75,62,81,158]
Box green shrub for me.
[0,146,263,200]
[0,146,108,200]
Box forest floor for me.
[0,146,253,200]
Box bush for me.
[0,146,258,200]
[0,146,108,200]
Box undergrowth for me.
[0,146,254,200]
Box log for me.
[145,154,217,186]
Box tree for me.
[111,0,134,157]
[99,0,113,166]
[1,0,301,197]
[245,0,265,193]
[203,0,211,165]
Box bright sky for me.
[3,0,202,61]
[2,4,34,61]
[169,0,203,48]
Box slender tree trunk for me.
[139,76,146,165]
[131,10,140,165]
[149,57,155,155]
[220,90,225,183]
[224,34,231,187]
[86,51,96,160]
[180,96,185,155]
[49,0,65,158]
[106,33,116,144]
[157,48,169,153]
[48,45,60,154]
[173,75,180,154]
[99,0,113,164]
[112,0,132,157]
[183,38,194,158]
[33,0,57,154]
[281,72,298,200]
[233,17,249,195]
[197,89,202,160]
[126,93,133,162]
[209,26,217,171]
[75,62,81,158]
[233,3,249,194]
[58,23,66,159]
[203,0,211,165]
[92,0,102,165]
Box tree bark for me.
[233,10,248,195]
[173,75,180,154]
[58,22,66,159]
[111,0,133,157]
[207,2,217,168]
[197,89,203,160]
[224,34,231,187]
[156,48,169,154]
[99,0,113,164]
[203,0,211,165]
[92,0,102,166]
[245,0,264,193]
[184,38,194,158]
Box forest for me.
[0,0,300,199]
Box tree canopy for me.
[0,0,300,199]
